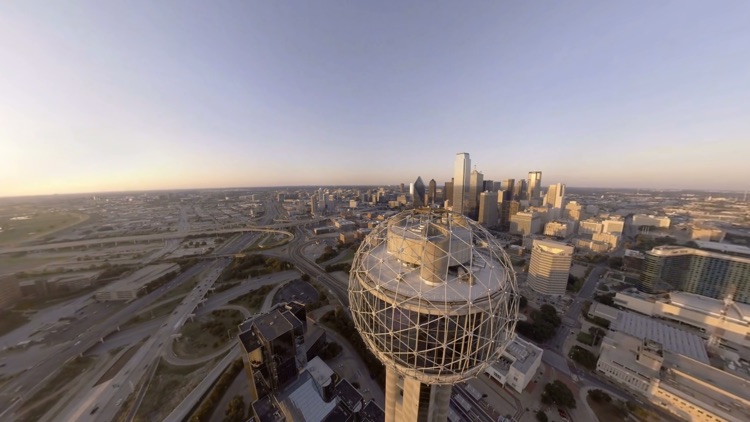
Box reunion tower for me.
[349,209,519,422]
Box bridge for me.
[0,218,328,255]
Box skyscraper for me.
[428,179,437,205]
[527,239,574,296]
[467,169,484,219]
[478,191,498,228]
[413,177,426,207]
[527,171,542,203]
[545,183,566,209]
[452,153,471,215]
[513,179,527,201]
[502,179,515,201]
[349,210,519,422]
[443,179,454,208]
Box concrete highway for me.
[0,261,211,421]
[57,259,230,422]
[288,229,350,307]
[0,217,325,255]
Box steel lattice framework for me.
[349,209,519,385]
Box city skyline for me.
[3,2,750,196]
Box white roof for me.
[694,240,750,257]
[669,291,750,323]
[612,312,709,364]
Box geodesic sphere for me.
[348,209,519,384]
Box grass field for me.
[173,309,245,359]
[0,212,87,246]
[135,358,216,422]
[0,311,29,337]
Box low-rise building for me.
[544,221,574,238]
[690,227,725,242]
[632,214,671,229]
[614,290,750,350]
[484,335,543,393]
[598,330,750,422]
[592,232,620,250]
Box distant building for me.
[579,219,603,235]
[639,245,750,304]
[545,183,565,209]
[513,179,526,201]
[452,153,471,215]
[544,221,574,238]
[509,212,542,236]
[502,179,515,198]
[443,179,454,208]
[690,227,725,242]
[564,201,583,221]
[592,232,620,250]
[632,214,671,229]
[527,239,573,295]
[467,169,484,219]
[602,218,625,235]
[428,179,437,206]
[527,171,542,204]
[478,191,498,228]
[413,176,426,207]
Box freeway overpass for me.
[0,218,327,255]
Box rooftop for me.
[694,240,750,257]
[668,291,750,324]
[612,312,709,363]
[278,370,338,422]
[362,242,509,305]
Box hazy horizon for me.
[3,1,749,196]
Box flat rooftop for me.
[694,240,750,257]
[278,370,338,422]
[612,311,709,364]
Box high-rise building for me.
[493,181,502,192]
[509,211,542,235]
[564,201,583,221]
[452,153,471,215]
[443,179,454,208]
[239,302,308,402]
[483,180,494,192]
[527,171,542,202]
[413,177,426,207]
[545,183,565,209]
[349,209,519,422]
[478,191,498,228]
[501,179,515,200]
[513,179,526,201]
[639,245,750,303]
[467,169,484,219]
[428,179,437,206]
[527,239,574,296]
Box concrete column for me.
[428,384,452,422]
[385,367,399,422]
[400,376,423,422]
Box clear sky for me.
[2,1,749,196]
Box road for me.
[0,218,325,254]
[57,259,231,422]
[0,261,211,420]
[288,230,350,307]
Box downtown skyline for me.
[2,1,750,197]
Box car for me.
[90,406,99,415]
